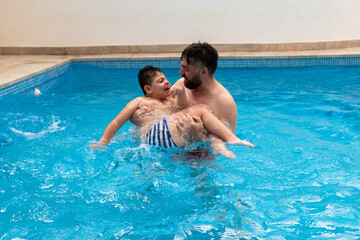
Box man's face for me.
[179,58,202,89]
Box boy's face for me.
[147,71,171,99]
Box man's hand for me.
[170,85,184,96]
[175,114,206,143]
[170,82,188,108]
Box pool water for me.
[1,63,360,239]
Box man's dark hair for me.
[138,65,162,95]
[181,42,218,75]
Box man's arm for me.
[215,92,238,133]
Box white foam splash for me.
[193,224,215,233]
[10,116,66,140]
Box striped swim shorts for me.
[145,118,177,148]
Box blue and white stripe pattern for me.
[145,118,177,148]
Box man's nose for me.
[179,67,184,75]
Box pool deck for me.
[1,47,360,90]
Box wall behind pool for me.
[0,0,360,47]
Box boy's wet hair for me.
[181,42,218,75]
[138,65,162,95]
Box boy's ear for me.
[144,85,152,95]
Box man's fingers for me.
[175,114,200,133]
[170,88,175,95]
[170,86,180,96]
[170,85,184,96]
[179,114,192,125]
[192,116,202,124]
[175,115,188,131]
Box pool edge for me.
[1,53,360,93]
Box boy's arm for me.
[93,98,142,148]
[170,78,188,109]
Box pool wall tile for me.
[1,57,360,97]
[72,59,181,69]
[0,62,71,97]
[217,57,360,68]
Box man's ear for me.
[144,85,152,95]
[201,67,208,75]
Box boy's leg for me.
[167,105,254,148]
[181,105,254,148]
[181,105,240,143]
[209,135,236,159]
[167,110,237,158]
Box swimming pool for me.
[1,58,360,239]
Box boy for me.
[91,65,253,158]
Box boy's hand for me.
[90,143,101,150]
[90,139,107,150]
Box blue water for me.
[1,63,360,239]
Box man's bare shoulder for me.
[213,91,236,112]
[212,81,238,132]
[213,82,235,102]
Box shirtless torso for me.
[130,97,180,139]
[172,78,238,133]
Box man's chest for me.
[187,93,219,114]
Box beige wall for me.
[0,0,359,47]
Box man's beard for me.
[183,74,201,89]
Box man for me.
[171,42,238,133]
